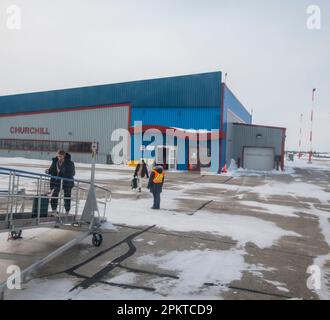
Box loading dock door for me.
[243,147,275,171]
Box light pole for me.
[91,141,98,185]
[299,113,303,159]
[308,89,316,164]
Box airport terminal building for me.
[0,72,286,172]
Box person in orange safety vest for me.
[147,165,165,210]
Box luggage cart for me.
[0,166,112,298]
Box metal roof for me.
[0,72,222,115]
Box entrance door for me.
[156,146,167,169]
[168,147,177,171]
[189,146,200,172]
[156,146,177,171]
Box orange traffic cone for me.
[221,164,228,173]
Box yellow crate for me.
[128,160,139,167]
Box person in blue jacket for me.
[47,150,76,214]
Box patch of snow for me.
[106,198,300,249]
[248,264,277,277]
[101,222,117,231]
[70,284,163,300]
[265,280,290,293]
[137,249,247,297]
[106,271,137,285]
[0,157,133,181]
[7,278,76,300]
[0,157,132,171]
[227,167,296,177]
[193,180,329,205]
[0,228,51,247]
[239,201,300,218]
[253,182,330,204]
[0,158,51,166]
[286,158,330,171]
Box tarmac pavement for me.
[1,161,330,300]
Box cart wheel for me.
[92,233,103,247]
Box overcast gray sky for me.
[0,0,329,151]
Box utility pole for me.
[299,114,303,159]
[308,88,316,164]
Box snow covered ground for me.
[0,157,133,181]
[1,156,330,300]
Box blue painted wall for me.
[132,107,220,130]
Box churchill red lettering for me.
[9,127,50,135]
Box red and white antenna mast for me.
[299,114,303,159]
[308,88,316,164]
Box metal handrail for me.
[0,167,112,232]
[0,166,110,192]
[0,166,114,299]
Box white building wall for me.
[0,105,130,164]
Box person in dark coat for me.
[147,165,165,210]
[134,160,149,192]
[47,150,76,214]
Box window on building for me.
[4,140,15,150]
[0,139,93,154]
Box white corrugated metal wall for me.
[0,105,130,164]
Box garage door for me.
[243,147,275,171]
